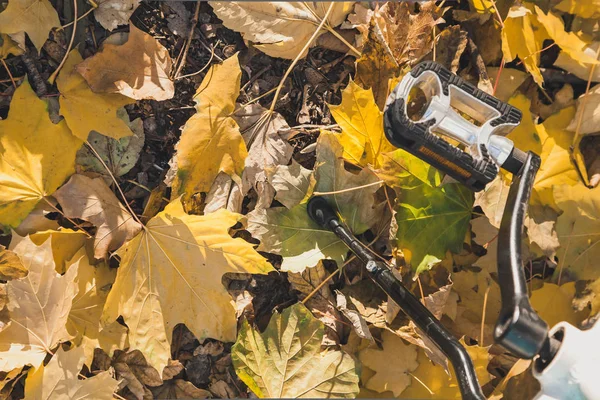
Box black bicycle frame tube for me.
[307,196,485,400]
[494,152,550,359]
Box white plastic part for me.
[533,319,600,400]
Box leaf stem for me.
[48,0,78,84]
[313,180,383,196]
[1,59,16,88]
[174,0,202,79]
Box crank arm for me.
[307,196,485,400]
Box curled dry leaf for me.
[0,0,60,51]
[0,235,78,372]
[57,50,135,141]
[210,2,354,59]
[568,84,600,135]
[231,302,359,398]
[54,174,142,259]
[0,246,27,281]
[76,24,174,101]
[113,349,163,400]
[335,290,374,341]
[358,330,418,396]
[101,199,273,374]
[94,0,141,31]
[24,347,118,400]
[171,55,247,207]
[152,379,211,399]
[0,81,82,229]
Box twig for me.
[269,2,335,112]
[48,0,78,84]
[59,1,97,30]
[1,59,16,88]
[21,53,47,96]
[174,0,202,79]
[480,282,491,346]
[176,40,217,80]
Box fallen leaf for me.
[210,2,353,59]
[267,159,313,209]
[0,235,78,371]
[501,6,546,86]
[247,132,383,272]
[76,113,145,182]
[29,229,88,274]
[400,343,491,399]
[113,350,163,400]
[288,261,344,345]
[204,172,244,214]
[152,379,211,399]
[474,176,510,229]
[487,67,528,102]
[555,42,600,82]
[534,6,599,67]
[568,84,600,135]
[0,0,60,51]
[0,246,26,281]
[358,330,418,396]
[101,199,273,373]
[66,249,128,367]
[94,0,141,31]
[76,23,174,101]
[335,290,374,341]
[233,104,293,207]
[554,183,600,281]
[573,277,600,317]
[13,201,60,237]
[329,80,396,168]
[171,54,247,206]
[530,282,588,327]
[57,49,135,141]
[231,302,359,398]
[54,174,142,259]
[0,81,82,229]
[555,0,600,18]
[24,347,118,399]
[0,33,23,59]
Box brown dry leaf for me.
[568,84,600,135]
[95,0,141,31]
[210,2,354,59]
[267,159,313,209]
[153,379,211,399]
[0,235,78,371]
[54,174,142,259]
[0,246,26,281]
[358,330,419,396]
[0,0,60,51]
[113,350,163,400]
[24,347,118,399]
[13,201,60,237]
[233,104,293,208]
[66,248,128,367]
[288,261,344,345]
[335,289,374,341]
[170,55,247,207]
[77,23,174,101]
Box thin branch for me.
[176,40,217,80]
[48,0,78,84]
[174,0,202,79]
[1,59,16,88]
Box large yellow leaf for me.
[399,343,491,399]
[29,229,88,274]
[554,183,600,281]
[329,80,396,168]
[24,347,118,399]
[54,174,142,259]
[358,330,418,396]
[76,24,174,101]
[534,6,599,67]
[231,303,359,398]
[0,235,78,371]
[530,282,588,327]
[171,55,247,205]
[57,50,135,141]
[555,0,600,19]
[210,2,353,59]
[66,249,128,367]
[0,0,60,51]
[101,198,273,373]
[501,6,547,86]
[0,81,82,229]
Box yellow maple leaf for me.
[358,330,419,396]
[0,235,79,371]
[171,54,247,205]
[76,23,174,101]
[0,81,82,229]
[530,282,589,327]
[400,342,492,399]
[534,6,599,67]
[328,80,396,168]
[555,0,600,19]
[57,49,135,141]
[210,2,353,59]
[66,248,128,366]
[29,229,88,274]
[101,198,273,374]
[0,0,60,52]
[501,6,547,86]
[24,347,118,399]
[554,183,600,281]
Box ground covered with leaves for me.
[0,0,599,399]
